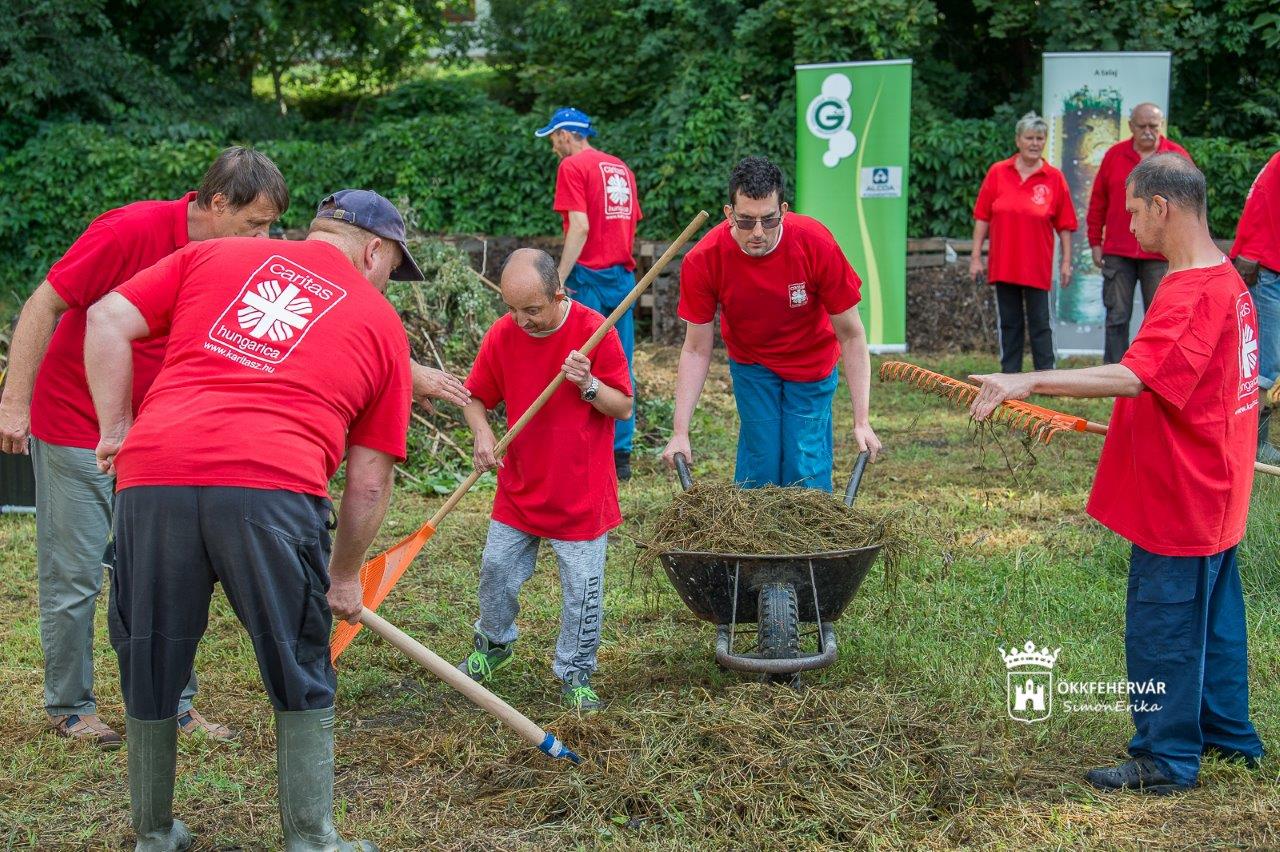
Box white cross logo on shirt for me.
[237,280,313,342]
[1241,322,1259,378]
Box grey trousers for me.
[1102,254,1168,364]
[32,438,196,717]
[475,520,607,681]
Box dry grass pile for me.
[409,683,1023,848]
[642,481,908,565]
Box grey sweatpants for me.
[32,438,196,717]
[475,520,607,681]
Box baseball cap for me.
[534,107,597,138]
[314,189,424,281]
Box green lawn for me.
[1,349,1277,849]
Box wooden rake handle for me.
[358,608,579,762]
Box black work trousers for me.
[109,486,337,719]
[994,282,1055,373]
[1102,254,1167,364]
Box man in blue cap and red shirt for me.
[85,189,417,850]
[535,107,642,480]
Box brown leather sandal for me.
[50,714,123,750]
[177,708,236,743]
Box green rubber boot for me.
[126,716,192,852]
[276,707,376,852]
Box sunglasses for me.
[731,213,782,232]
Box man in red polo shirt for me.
[1087,102,1193,363]
[1230,149,1280,464]
[0,147,288,748]
[536,107,642,480]
[455,248,631,714]
[85,189,414,850]
[661,156,880,490]
[971,153,1265,794]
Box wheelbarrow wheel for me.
[757,582,800,661]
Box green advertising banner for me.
[795,59,912,352]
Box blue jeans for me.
[1252,266,1280,390]
[567,264,635,453]
[1125,543,1264,784]
[727,360,838,491]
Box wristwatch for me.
[581,376,600,401]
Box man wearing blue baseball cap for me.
[535,107,643,480]
[84,188,423,850]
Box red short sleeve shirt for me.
[30,193,195,449]
[974,158,1077,290]
[1086,137,1193,260]
[677,214,861,382]
[553,148,642,271]
[1230,150,1280,274]
[465,302,632,540]
[1087,261,1258,556]
[113,238,412,497]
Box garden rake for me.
[879,360,1280,477]
[330,210,710,764]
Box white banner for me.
[1042,52,1171,356]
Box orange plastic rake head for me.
[879,361,1094,445]
[329,521,436,661]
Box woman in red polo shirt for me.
[969,112,1078,373]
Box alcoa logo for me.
[806,73,857,168]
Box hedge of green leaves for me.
[2,111,1276,299]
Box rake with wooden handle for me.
[331,210,710,662]
[879,361,1280,477]
[357,607,580,763]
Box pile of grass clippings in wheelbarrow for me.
[641,481,909,568]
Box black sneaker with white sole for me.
[1085,755,1196,795]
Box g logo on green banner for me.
[805,73,857,167]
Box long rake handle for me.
[1084,421,1279,477]
[358,607,578,762]
[424,210,709,530]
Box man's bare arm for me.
[0,281,71,454]
[84,293,150,474]
[661,321,714,467]
[326,445,396,624]
[558,211,590,284]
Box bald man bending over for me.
[1087,102,1194,363]
[454,248,632,713]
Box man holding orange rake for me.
[970,153,1266,794]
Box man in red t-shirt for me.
[971,154,1265,794]
[660,156,881,490]
[536,107,642,480]
[1086,102,1193,363]
[84,189,415,850]
[455,248,632,714]
[0,147,289,749]
[1229,149,1280,464]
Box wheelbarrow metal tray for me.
[660,544,880,624]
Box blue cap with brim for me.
[534,107,597,138]
[314,189,424,281]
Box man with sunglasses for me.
[662,156,881,489]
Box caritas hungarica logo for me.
[1000,640,1061,723]
[805,73,857,168]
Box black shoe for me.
[614,451,632,482]
[1203,743,1263,769]
[1085,756,1196,795]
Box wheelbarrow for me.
[662,452,882,683]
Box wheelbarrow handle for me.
[674,452,694,492]
[843,450,871,507]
